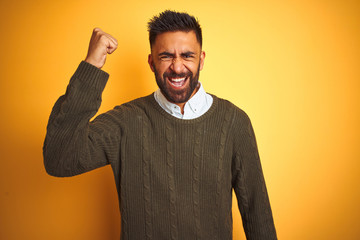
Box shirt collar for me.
[186,83,207,114]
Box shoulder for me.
[92,94,154,123]
[210,95,259,153]
[115,94,154,112]
[210,94,251,124]
[101,94,157,124]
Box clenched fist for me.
[85,28,118,69]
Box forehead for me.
[151,31,201,53]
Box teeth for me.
[170,77,186,82]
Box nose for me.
[169,57,186,74]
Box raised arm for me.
[43,28,120,177]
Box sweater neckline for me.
[148,93,219,124]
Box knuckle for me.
[99,34,107,41]
[93,28,103,37]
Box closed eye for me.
[181,51,196,60]
[158,51,196,61]
[160,55,172,60]
[159,52,174,61]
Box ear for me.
[148,54,155,72]
[199,51,206,71]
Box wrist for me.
[84,57,102,69]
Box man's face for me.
[148,31,205,104]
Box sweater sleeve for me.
[43,61,121,177]
[232,113,277,239]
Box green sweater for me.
[43,61,277,240]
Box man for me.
[43,10,277,240]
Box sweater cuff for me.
[71,61,109,91]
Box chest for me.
[120,117,235,193]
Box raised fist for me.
[85,28,118,69]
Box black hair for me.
[147,10,202,48]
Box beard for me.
[154,64,200,104]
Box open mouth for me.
[167,76,188,88]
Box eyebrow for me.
[158,51,196,57]
[181,51,196,56]
[158,51,174,57]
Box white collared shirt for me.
[154,82,213,120]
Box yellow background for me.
[1,0,359,239]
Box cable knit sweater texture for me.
[43,61,277,240]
